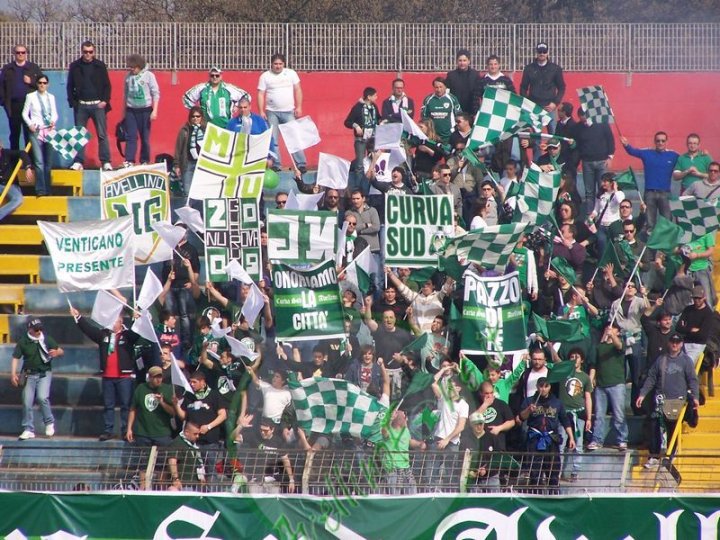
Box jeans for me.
[164,287,197,349]
[644,190,671,231]
[74,103,111,164]
[266,110,306,168]
[181,160,197,196]
[352,137,368,174]
[102,377,134,434]
[7,100,30,150]
[29,133,54,195]
[22,372,54,432]
[425,441,460,491]
[0,183,24,221]
[581,159,608,210]
[592,383,628,445]
[561,411,585,477]
[124,107,153,164]
[386,467,417,495]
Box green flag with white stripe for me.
[439,222,529,273]
[511,163,561,226]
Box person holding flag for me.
[588,172,625,260]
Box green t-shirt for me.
[381,426,410,470]
[675,152,713,191]
[13,333,59,373]
[513,246,529,290]
[421,93,461,143]
[563,304,590,339]
[594,342,625,388]
[131,382,174,438]
[559,369,592,411]
[168,434,205,486]
[687,233,714,272]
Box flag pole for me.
[65,295,74,311]
[609,245,647,327]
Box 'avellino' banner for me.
[204,198,261,283]
[100,162,170,264]
[39,216,135,292]
[461,269,527,355]
[384,193,454,267]
[0,493,718,539]
[272,259,344,341]
[267,209,338,265]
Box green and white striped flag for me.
[288,375,388,443]
[670,196,720,240]
[439,222,529,273]
[511,163,561,226]
[344,246,374,295]
[468,88,551,150]
[47,127,91,161]
[577,85,615,125]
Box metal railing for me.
[1,444,718,494]
[1,23,718,72]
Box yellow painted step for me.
[13,196,68,221]
[699,400,720,415]
[688,416,720,432]
[0,284,25,313]
[51,170,83,196]
[679,433,720,450]
[0,314,9,343]
[0,224,43,245]
[0,255,40,283]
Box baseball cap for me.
[27,318,43,330]
[668,332,683,342]
[469,411,487,425]
[691,285,705,298]
[148,366,163,377]
[547,138,561,148]
[536,42,549,53]
[209,66,223,75]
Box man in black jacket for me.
[573,107,615,211]
[380,78,415,124]
[71,307,141,441]
[0,44,42,150]
[66,40,112,171]
[520,43,565,134]
[445,49,480,115]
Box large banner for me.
[0,493,718,539]
[461,269,527,356]
[187,124,270,201]
[267,209,337,265]
[272,260,344,341]
[39,216,135,292]
[204,198,261,283]
[384,193,454,267]
[100,162,171,264]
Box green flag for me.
[546,360,577,383]
[614,167,638,192]
[401,332,431,355]
[449,301,462,331]
[403,371,434,398]
[461,147,483,167]
[647,215,685,252]
[510,163,562,226]
[408,266,436,284]
[547,319,583,342]
[550,256,576,285]
[531,312,549,340]
[438,253,469,282]
[460,354,485,392]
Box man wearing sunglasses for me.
[0,44,43,151]
[182,66,249,129]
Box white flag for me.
[175,206,205,235]
[401,109,426,140]
[226,333,259,362]
[151,221,186,251]
[335,220,349,266]
[131,310,159,344]
[242,283,265,327]
[211,319,232,339]
[137,269,163,311]
[316,152,350,190]
[91,290,125,330]
[374,123,403,150]
[225,260,254,284]
[286,190,324,211]
[278,116,321,154]
[171,352,193,393]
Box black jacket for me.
[445,68,480,114]
[0,60,42,108]
[572,122,615,162]
[76,316,139,375]
[520,61,565,106]
[66,57,112,110]
[344,101,379,132]
[380,95,415,123]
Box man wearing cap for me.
[126,366,175,447]
[71,307,141,441]
[182,67,250,128]
[445,49,480,116]
[641,299,674,374]
[572,107,615,210]
[520,43,565,134]
[11,318,64,440]
[471,381,515,450]
[460,411,502,491]
[519,377,575,493]
[675,285,714,362]
[636,332,699,469]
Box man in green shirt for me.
[126,366,176,446]
[182,67,250,128]
[380,409,425,494]
[421,77,461,144]
[11,318,64,440]
[684,232,716,307]
[166,421,205,491]
[559,348,593,481]
[672,133,713,193]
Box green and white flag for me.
[288,375,388,443]
[461,270,527,356]
[344,247,374,295]
[511,162,561,226]
[188,123,270,201]
[614,167,638,192]
[39,216,135,293]
[267,209,338,265]
[516,131,573,145]
[204,198,261,282]
[47,126,91,161]
[272,260,345,341]
[439,222,528,273]
[100,163,171,265]
[468,88,551,150]
[384,193,455,267]
[670,196,720,240]
[577,85,615,125]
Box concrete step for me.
[0,373,103,406]
[0,405,119,437]
[0,344,102,373]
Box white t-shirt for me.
[258,380,292,422]
[525,367,549,398]
[258,68,300,112]
[434,396,469,444]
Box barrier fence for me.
[1,444,717,494]
[1,22,718,72]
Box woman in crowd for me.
[21,73,57,196]
[174,106,206,196]
[121,54,160,167]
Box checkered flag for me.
[511,163,562,226]
[670,196,720,240]
[439,222,529,273]
[47,127,92,161]
[577,85,615,125]
[288,375,388,443]
[468,88,551,151]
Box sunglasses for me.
[709,169,720,173]
[276,200,287,205]
[210,74,221,78]
[37,81,48,85]
[82,50,95,54]
[14,50,27,55]
[191,115,202,118]
[655,138,667,143]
